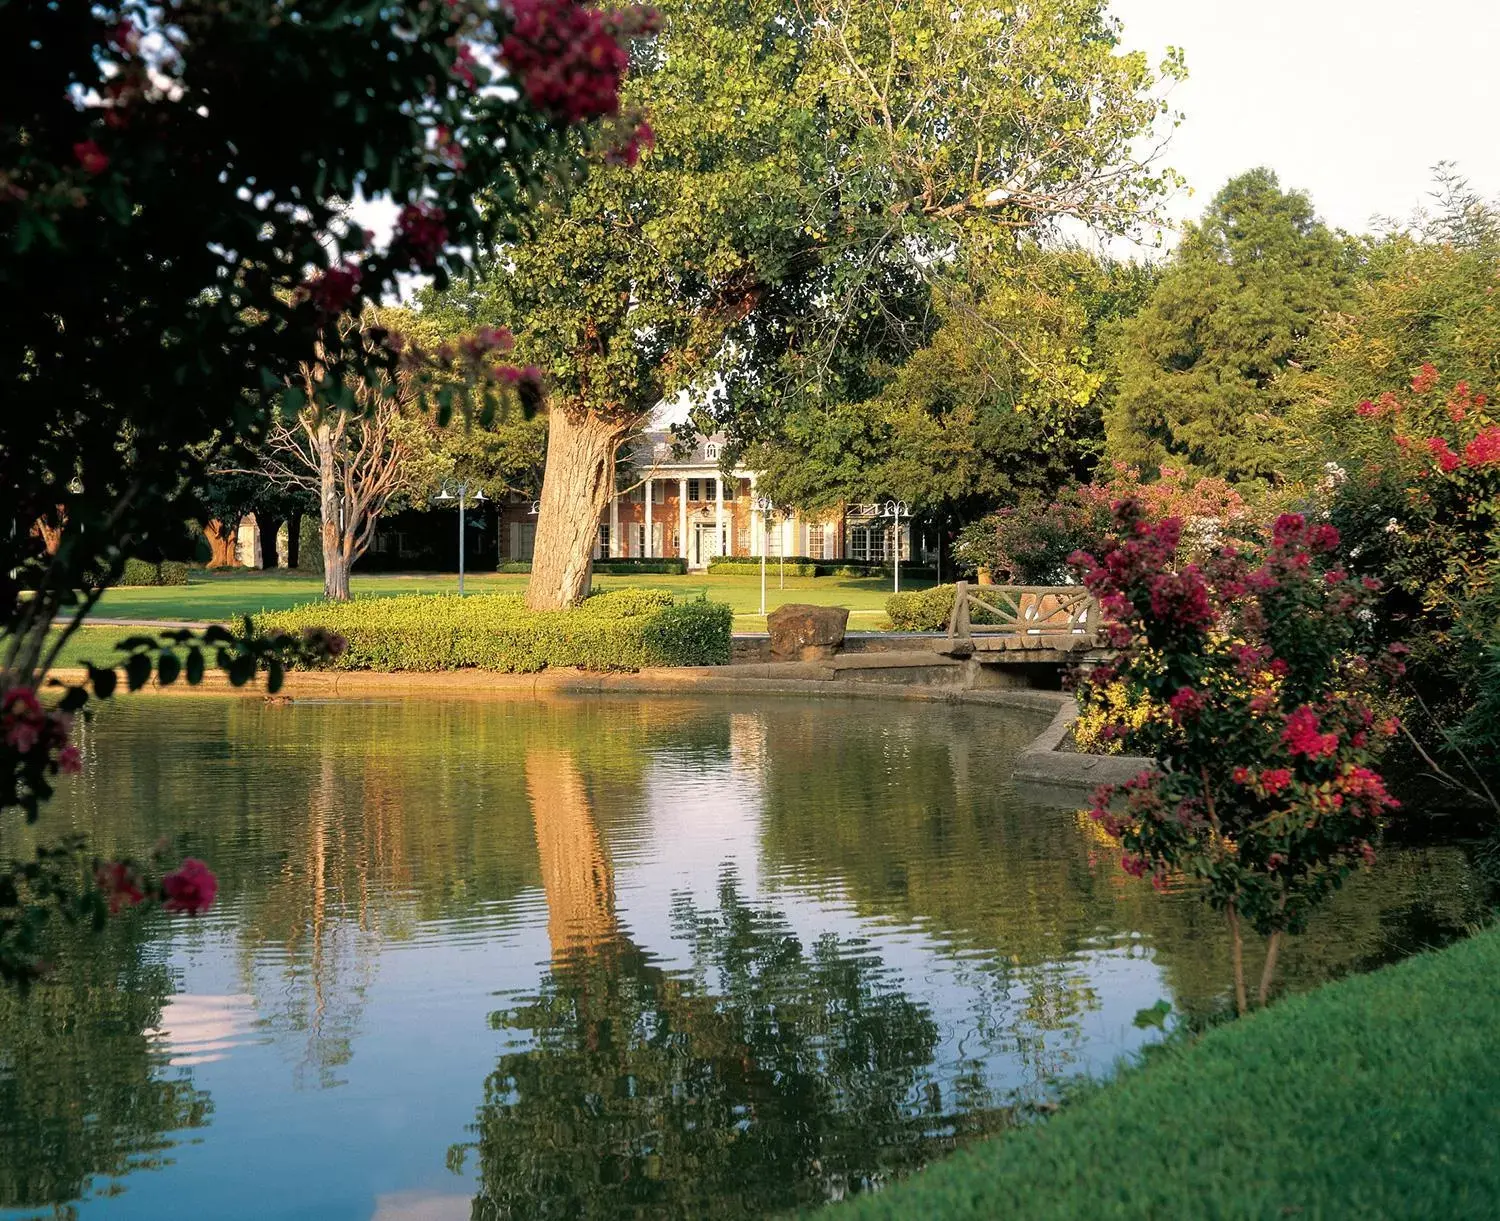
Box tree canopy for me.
[1106,168,1356,481]
[424,0,1186,606]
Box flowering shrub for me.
[1072,502,1403,1011]
[1324,366,1500,803]
[961,464,1255,584]
[1071,678,1161,755]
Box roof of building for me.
[619,429,743,476]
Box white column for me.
[678,478,688,563]
[644,479,654,558]
[715,477,725,560]
[609,491,619,560]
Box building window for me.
[736,527,750,555]
[687,478,702,503]
[652,481,666,504]
[808,525,825,560]
[598,524,611,559]
[705,442,719,461]
[628,484,643,503]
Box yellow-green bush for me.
[885,585,1005,631]
[257,589,732,672]
[1072,678,1162,754]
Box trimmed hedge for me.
[117,558,190,587]
[496,559,690,575]
[709,557,819,578]
[596,558,689,575]
[257,588,732,672]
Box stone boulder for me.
[767,603,849,661]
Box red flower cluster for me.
[3,686,81,775]
[1281,705,1339,760]
[393,202,449,270]
[1463,425,1500,467]
[73,140,110,175]
[502,0,642,123]
[162,858,218,914]
[305,264,363,316]
[95,861,145,914]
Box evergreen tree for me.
[1106,169,1355,481]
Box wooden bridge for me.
[938,582,1100,663]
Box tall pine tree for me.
[1107,168,1355,481]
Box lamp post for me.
[753,494,778,618]
[435,482,487,595]
[882,499,912,593]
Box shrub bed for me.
[257,589,732,672]
[116,558,190,587]
[708,557,819,578]
[496,559,690,575]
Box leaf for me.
[185,647,206,685]
[125,653,153,692]
[157,651,181,686]
[1132,999,1172,1030]
[88,665,117,700]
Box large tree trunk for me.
[259,513,286,570]
[204,518,240,568]
[525,408,628,610]
[317,424,351,600]
[286,511,302,569]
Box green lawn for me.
[82,567,927,630]
[819,924,1500,1221]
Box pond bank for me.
[814,922,1500,1220]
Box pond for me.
[0,695,1491,1221]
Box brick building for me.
[496,430,919,570]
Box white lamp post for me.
[436,482,487,595]
[753,494,778,618]
[881,500,912,593]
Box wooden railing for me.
[945,582,1098,642]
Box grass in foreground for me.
[819,923,1500,1221]
[83,568,929,629]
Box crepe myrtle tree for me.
[1,0,656,983]
[1073,502,1405,1013]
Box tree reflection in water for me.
[0,922,210,1217]
[455,748,1010,1221]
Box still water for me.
[0,695,1490,1221]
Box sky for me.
[1110,0,1500,247]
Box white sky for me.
[1111,0,1500,245]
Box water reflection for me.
[0,696,1490,1221]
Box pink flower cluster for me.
[3,686,81,775]
[1281,705,1339,760]
[306,264,363,316]
[502,0,640,123]
[163,858,218,914]
[393,202,449,270]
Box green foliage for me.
[886,586,958,632]
[885,585,1008,632]
[257,590,732,672]
[116,559,190,588]
[757,250,1157,531]
[594,558,689,575]
[709,558,820,578]
[819,925,1500,1221]
[1108,169,1357,481]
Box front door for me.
[692,521,723,569]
